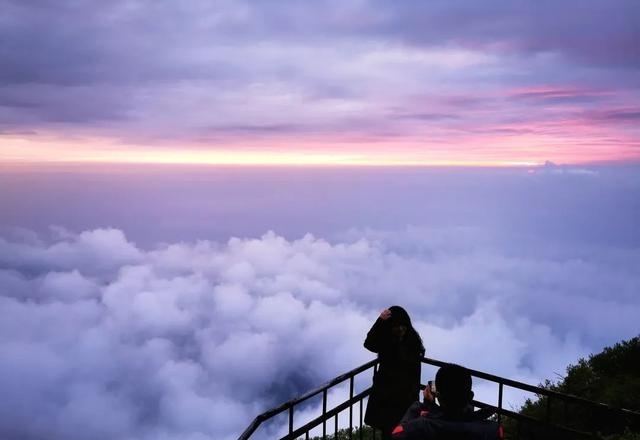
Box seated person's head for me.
[435,364,474,414]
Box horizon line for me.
[2,158,639,170]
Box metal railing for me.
[238,357,640,440]
[237,359,379,440]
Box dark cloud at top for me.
[0,1,228,86]
[1,0,638,144]
[3,0,636,86]
[368,0,640,69]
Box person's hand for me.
[423,384,436,403]
[379,309,392,320]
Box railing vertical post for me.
[497,382,504,425]
[349,376,354,440]
[288,406,294,436]
[545,394,552,436]
[322,389,327,440]
[334,413,338,437]
[359,399,363,440]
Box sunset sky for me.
[2,0,639,166]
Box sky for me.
[1,0,640,165]
[1,2,640,440]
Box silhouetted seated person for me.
[391,364,503,439]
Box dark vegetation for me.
[503,335,640,439]
[306,336,640,440]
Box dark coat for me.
[364,317,424,433]
[391,401,503,440]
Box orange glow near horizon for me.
[1,134,638,168]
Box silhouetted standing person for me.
[364,306,425,440]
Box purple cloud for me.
[1,0,638,155]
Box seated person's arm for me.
[396,385,439,426]
[398,401,423,424]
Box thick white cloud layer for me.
[1,226,638,440]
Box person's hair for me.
[435,363,474,412]
[388,305,425,355]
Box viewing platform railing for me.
[237,357,640,440]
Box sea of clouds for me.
[1,220,639,440]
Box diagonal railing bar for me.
[470,400,597,440]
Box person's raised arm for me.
[363,309,392,353]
